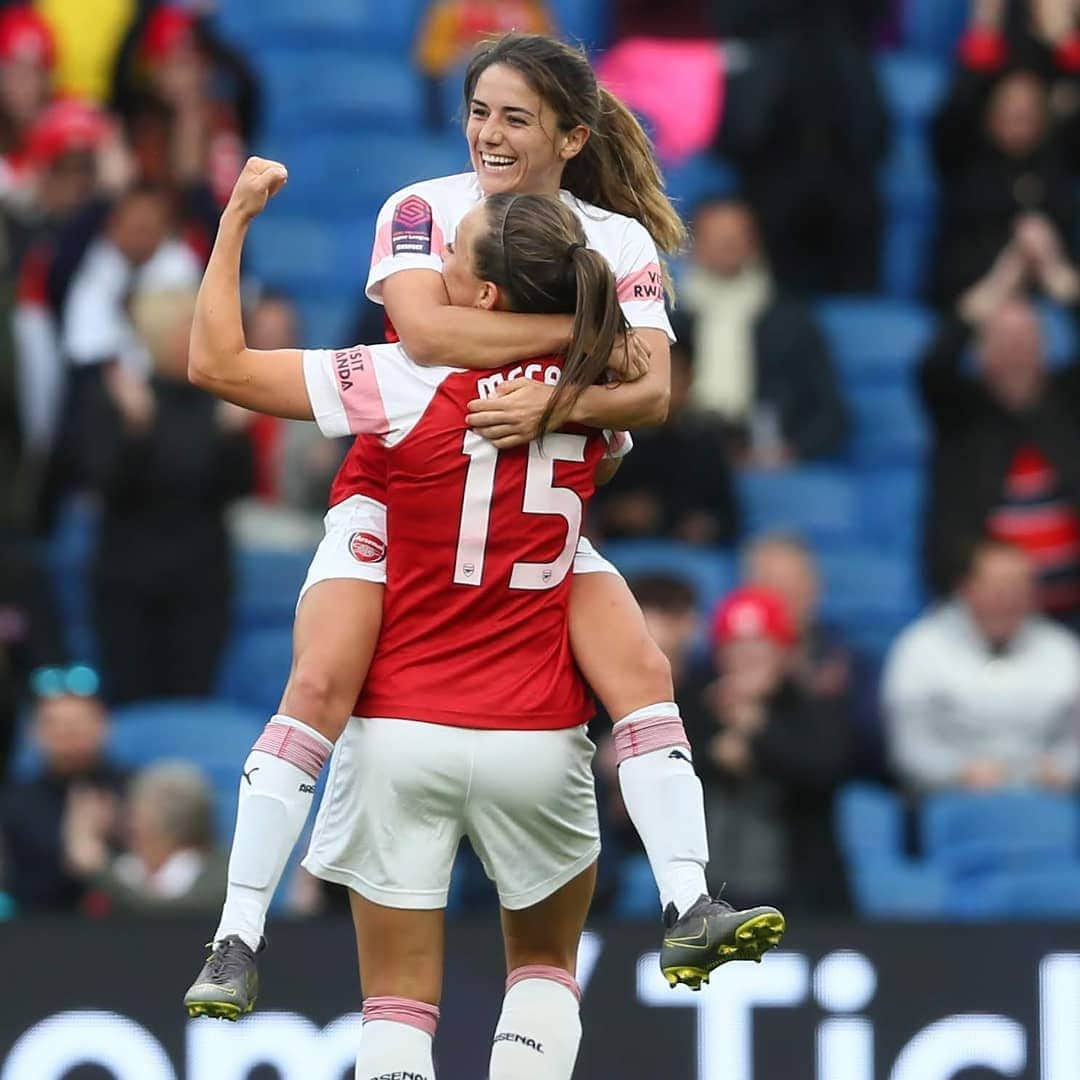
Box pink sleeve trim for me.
[617,263,664,305]
[613,715,691,765]
[506,964,581,1003]
[253,721,331,780]
[362,996,440,1036]
[329,345,389,436]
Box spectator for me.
[744,534,855,703]
[920,230,1080,624]
[683,199,847,465]
[884,539,1080,793]
[590,320,739,544]
[250,292,346,513]
[63,760,226,914]
[415,0,554,128]
[0,676,127,911]
[682,586,852,913]
[931,0,1080,306]
[107,4,259,257]
[78,286,254,703]
[713,1,888,292]
[0,5,56,188]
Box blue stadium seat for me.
[663,152,739,215]
[881,209,937,301]
[245,212,375,298]
[834,782,906,864]
[846,382,930,467]
[922,791,1080,877]
[816,299,937,384]
[273,131,467,215]
[611,854,660,918]
[817,547,923,627]
[550,0,610,50]
[215,0,426,50]
[876,53,949,132]
[296,295,361,349]
[848,860,949,919]
[880,131,940,213]
[601,541,736,614]
[260,50,425,134]
[955,864,1080,920]
[900,0,969,59]
[858,468,924,551]
[1036,299,1079,369]
[43,495,99,663]
[738,467,859,545]
[217,627,294,715]
[232,547,314,630]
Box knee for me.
[281,660,355,735]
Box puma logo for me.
[242,767,260,785]
[668,749,691,764]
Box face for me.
[34,694,107,775]
[977,301,1046,411]
[0,57,48,126]
[110,191,170,266]
[38,150,96,217]
[441,202,494,309]
[467,63,587,197]
[717,637,787,698]
[746,542,818,632]
[987,72,1047,158]
[641,605,698,667]
[692,203,760,277]
[248,298,298,350]
[961,547,1036,646]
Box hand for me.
[466,377,564,449]
[957,243,1028,324]
[710,730,752,774]
[958,760,1007,789]
[62,786,118,877]
[1030,0,1076,44]
[224,156,288,224]
[606,329,651,385]
[104,364,156,431]
[1015,213,1080,300]
[95,123,136,196]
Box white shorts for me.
[303,717,600,911]
[298,494,619,604]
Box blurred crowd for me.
[3,0,1080,923]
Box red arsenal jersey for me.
[304,343,622,730]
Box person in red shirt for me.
[182,157,783,1078]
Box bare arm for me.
[188,158,312,419]
[383,270,572,368]
[466,327,671,449]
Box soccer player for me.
[185,154,665,1077]
[186,33,785,1019]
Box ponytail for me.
[539,245,627,434]
[474,193,629,434]
[564,88,686,297]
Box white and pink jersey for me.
[327,171,672,510]
[304,343,628,730]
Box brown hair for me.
[464,32,685,297]
[475,192,628,433]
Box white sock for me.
[489,968,582,1080]
[356,998,438,1080]
[613,702,709,916]
[215,715,334,951]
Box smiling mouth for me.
[480,152,517,171]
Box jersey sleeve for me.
[366,184,452,304]
[303,342,447,442]
[615,219,675,342]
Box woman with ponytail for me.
[185,33,784,1025]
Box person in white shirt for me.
[884,539,1080,793]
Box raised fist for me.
[225,156,288,223]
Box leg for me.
[349,892,443,1078]
[568,568,708,914]
[159,575,230,698]
[212,580,382,948]
[490,866,596,1080]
